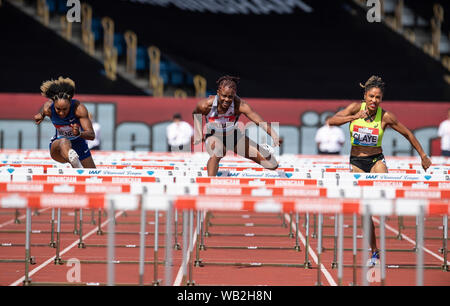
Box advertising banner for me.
[0,93,447,156]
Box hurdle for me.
[142,195,449,286]
[1,151,450,285]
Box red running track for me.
[0,208,449,286]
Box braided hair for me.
[359,75,385,94]
[216,75,240,91]
[40,77,75,101]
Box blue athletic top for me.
[50,99,82,141]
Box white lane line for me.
[285,213,338,286]
[0,208,49,228]
[372,217,450,265]
[9,211,123,286]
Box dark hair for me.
[216,75,240,91]
[359,75,385,94]
[173,113,182,119]
[40,77,75,101]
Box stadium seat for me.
[46,0,56,13]
[136,46,149,71]
[56,0,68,14]
[91,17,102,42]
[114,33,125,57]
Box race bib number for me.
[56,125,75,138]
[352,125,378,146]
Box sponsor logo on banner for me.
[7,184,43,192]
[111,177,142,183]
[204,187,242,195]
[228,172,283,178]
[403,190,440,198]
[197,200,243,211]
[210,179,240,185]
[1,194,27,208]
[41,195,88,207]
[47,176,77,183]
[275,180,305,186]
[85,185,123,193]
[283,189,320,196]
[373,181,403,187]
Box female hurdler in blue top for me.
[33,77,96,168]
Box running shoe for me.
[369,250,380,267]
[260,143,274,158]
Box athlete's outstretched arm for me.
[237,98,282,146]
[384,111,431,171]
[73,102,95,141]
[328,102,367,126]
[192,98,209,145]
[33,100,52,125]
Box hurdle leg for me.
[294,212,301,251]
[152,210,160,286]
[380,215,386,286]
[139,203,146,286]
[361,206,370,286]
[396,216,404,240]
[304,212,311,269]
[442,215,449,271]
[181,210,188,285]
[97,209,103,235]
[187,210,195,286]
[315,213,323,286]
[195,210,204,267]
[14,209,20,224]
[90,209,96,225]
[331,213,338,269]
[77,208,85,248]
[204,211,211,237]
[337,214,344,286]
[73,209,78,235]
[288,212,294,238]
[49,208,56,248]
[281,212,287,228]
[164,202,174,286]
[173,209,181,249]
[312,213,317,239]
[54,208,62,265]
[23,208,32,286]
[107,201,116,286]
[416,207,424,286]
[413,215,419,251]
[199,211,206,251]
[350,213,357,286]
[33,209,40,216]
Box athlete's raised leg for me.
[235,135,278,170]
[205,135,226,176]
[50,138,82,168]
